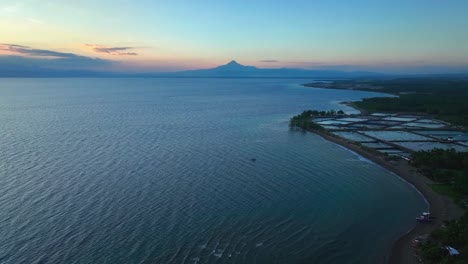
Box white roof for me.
[446,246,460,255]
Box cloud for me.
[0,55,115,77]
[1,44,28,49]
[1,43,89,59]
[0,54,111,69]
[86,44,138,56]
[0,44,114,76]
[259,60,279,63]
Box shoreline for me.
[306,128,464,264]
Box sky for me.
[1,0,468,74]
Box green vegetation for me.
[307,78,468,126]
[289,109,344,130]
[354,79,468,126]
[430,184,464,203]
[418,212,468,264]
[354,94,468,126]
[411,149,468,263]
[411,149,468,204]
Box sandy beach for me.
[308,128,464,264]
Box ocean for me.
[0,78,427,264]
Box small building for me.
[445,246,460,256]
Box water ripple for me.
[0,78,426,264]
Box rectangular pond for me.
[316,120,351,125]
[352,124,386,129]
[360,131,433,141]
[377,149,405,154]
[339,117,369,122]
[402,122,445,129]
[369,121,402,126]
[387,126,406,129]
[321,125,344,130]
[331,131,375,142]
[376,149,412,158]
[383,117,416,122]
[416,131,468,141]
[415,119,445,124]
[361,142,393,149]
[371,113,396,117]
[394,142,468,152]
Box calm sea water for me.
[0,78,426,264]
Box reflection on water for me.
[0,78,426,264]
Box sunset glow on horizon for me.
[2,0,468,74]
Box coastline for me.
[300,81,466,262]
[307,128,464,264]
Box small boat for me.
[416,212,434,223]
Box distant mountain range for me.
[2,59,467,78]
[154,60,381,78]
[0,59,381,78]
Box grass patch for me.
[430,183,464,206]
[430,183,459,196]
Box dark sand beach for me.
[309,129,464,264]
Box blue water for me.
[0,78,426,264]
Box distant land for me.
[304,78,468,127]
[154,60,381,78]
[2,60,468,78]
[0,60,379,78]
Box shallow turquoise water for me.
[0,78,426,264]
